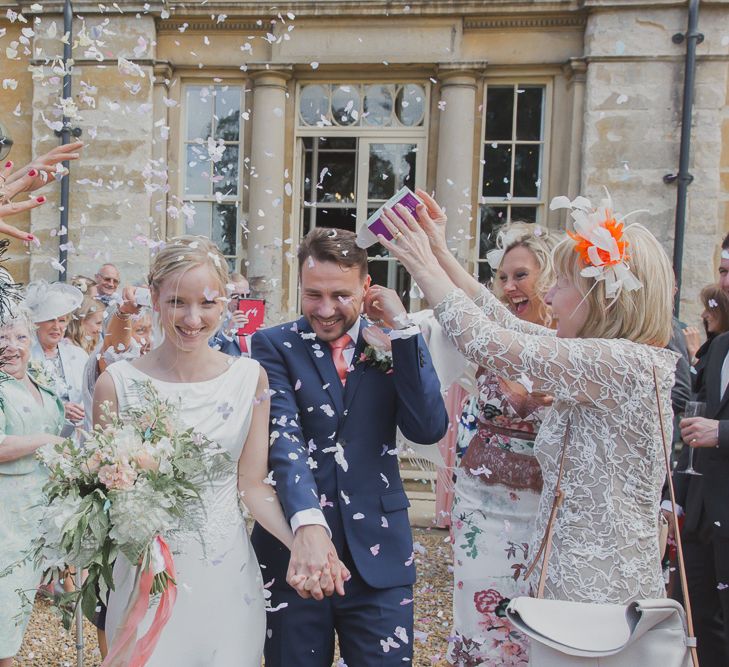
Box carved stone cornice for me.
[562,57,587,86]
[153,61,173,85]
[464,14,586,31]
[157,19,266,33]
[436,61,487,86]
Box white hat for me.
[24,280,84,323]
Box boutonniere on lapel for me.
[359,326,394,374]
[27,360,55,389]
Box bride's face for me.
[153,264,225,352]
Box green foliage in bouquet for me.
[30,381,234,629]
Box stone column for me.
[247,69,290,324]
[435,66,480,264]
[150,61,173,240]
[564,58,587,200]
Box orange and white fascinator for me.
[550,189,643,300]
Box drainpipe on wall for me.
[56,0,75,282]
[665,0,703,317]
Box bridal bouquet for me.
[33,382,233,650]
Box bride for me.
[93,236,293,665]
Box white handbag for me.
[506,368,699,667]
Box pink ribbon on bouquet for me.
[102,535,177,667]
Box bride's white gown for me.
[104,358,265,666]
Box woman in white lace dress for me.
[93,237,294,665]
[379,190,677,606]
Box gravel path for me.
[17,527,454,666]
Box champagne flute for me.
[678,401,706,476]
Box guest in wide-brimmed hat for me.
[24,280,88,424]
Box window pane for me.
[300,84,330,126]
[185,144,211,196]
[212,203,237,257]
[331,85,360,126]
[317,151,356,203]
[513,145,540,198]
[396,84,425,127]
[516,86,544,141]
[317,136,357,150]
[186,86,213,140]
[367,258,411,310]
[187,201,212,236]
[215,86,241,141]
[481,144,512,198]
[485,86,514,141]
[303,139,313,202]
[509,206,538,224]
[363,85,393,127]
[214,145,239,196]
[313,207,357,232]
[368,143,416,200]
[478,205,508,261]
[367,258,391,287]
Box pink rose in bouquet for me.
[98,460,138,490]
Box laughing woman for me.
[379,190,677,612]
[448,222,559,666]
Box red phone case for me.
[236,298,266,336]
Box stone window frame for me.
[179,82,245,270]
[476,78,553,283]
[290,79,431,306]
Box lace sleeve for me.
[472,285,556,337]
[434,288,671,408]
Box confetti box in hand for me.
[355,186,423,249]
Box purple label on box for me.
[368,190,422,241]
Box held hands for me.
[286,525,351,600]
[680,417,719,448]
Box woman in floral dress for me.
[446,222,559,666]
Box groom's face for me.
[300,258,370,342]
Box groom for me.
[251,227,449,666]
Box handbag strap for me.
[522,367,699,667]
[523,420,571,598]
[652,366,699,666]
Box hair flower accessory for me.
[550,189,643,299]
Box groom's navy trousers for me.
[251,316,448,666]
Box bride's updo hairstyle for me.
[552,223,673,346]
[148,235,229,297]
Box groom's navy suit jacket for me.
[250,316,448,590]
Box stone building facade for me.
[0,0,727,325]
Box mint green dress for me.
[0,372,64,658]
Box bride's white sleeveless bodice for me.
[104,357,265,666]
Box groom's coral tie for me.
[329,334,352,385]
